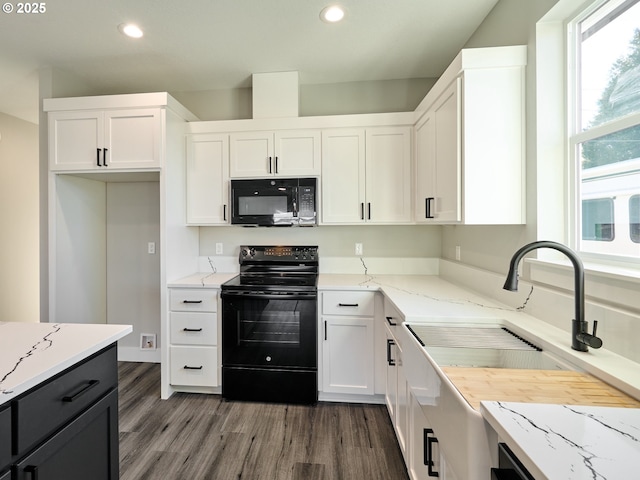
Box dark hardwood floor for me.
[118,362,409,480]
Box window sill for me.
[527,258,640,311]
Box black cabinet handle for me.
[275,156,278,174]
[338,303,359,307]
[25,465,38,480]
[183,365,203,370]
[268,156,272,174]
[423,428,440,477]
[97,148,102,167]
[386,316,397,326]
[62,379,100,402]
[386,339,396,366]
[103,148,108,166]
[324,320,327,341]
[223,204,227,221]
[183,328,203,332]
[367,202,371,220]
[426,197,435,219]
[182,300,203,304]
[360,202,365,220]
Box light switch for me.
[148,242,156,254]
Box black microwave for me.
[230,178,317,226]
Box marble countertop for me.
[481,401,640,479]
[0,322,132,406]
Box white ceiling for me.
[0,0,499,124]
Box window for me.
[630,194,640,242]
[569,0,640,260]
[582,198,615,240]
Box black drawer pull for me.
[386,339,396,366]
[96,148,102,167]
[338,303,359,307]
[182,300,203,304]
[183,365,203,370]
[386,316,397,326]
[25,465,38,480]
[103,148,108,166]
[62,379,100,403]
[183,328,203,332]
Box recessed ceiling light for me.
[118,23,144,38]
[320,5,345,23]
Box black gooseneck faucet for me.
[503,240,603,352]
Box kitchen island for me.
[481,401,640,479]
[0,321,131,480]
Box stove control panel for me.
[239,245,318,262]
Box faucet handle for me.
[592,320,598,337]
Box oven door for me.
[231,179,297,226]
[222,291,317,369]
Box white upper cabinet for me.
[48,108,162,171]
[186,134,230,225]
[414,45,527,225]
[365,127,412,223]
[321,129,366,224]
[321,126,412,224]
[229,129,321,178]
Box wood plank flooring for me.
[118,362,409,480]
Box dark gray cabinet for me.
[0,405,10,477]
[2,343,119,480]
[13,389,118,480]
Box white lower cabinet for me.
[384,299,411,462]
[409,392,460,480]
[320,291,376,395]
[168,288,220,391]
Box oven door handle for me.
[222,292,317,300]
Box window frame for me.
[567,0,640,266]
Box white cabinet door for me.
[385,326,398,420]
[415,112,436,223]
[365,127,412,223]
[49,108,162,171]
[274,130,321,176]
[431,80,461,223]
[322,316,375,395]
[229,130,321,177]
[395,339,409,461]
[104,108,162,169]
[321,129,366,224]
[229,131,274,177]
[186,134,230,225]
[48,110,103,170]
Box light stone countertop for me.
[481,401,640,479]
[0,322,132,406]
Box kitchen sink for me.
[423,346,572,370]
[405,323,573,370]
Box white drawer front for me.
[170,346,218,387]
[170,312,217,346]
[170,288,217,312]
[322,291,375,316]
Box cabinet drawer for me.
[0,405,10,472]
[170,312,217,345]
[170,288,217,312]
[13,344,117,457]
[322,291,375,316]
[170,346,218,387]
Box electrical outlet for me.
[355,243,363,256]
[216,243,223,255]
[455,245,461,261]
[148,242,156,254]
